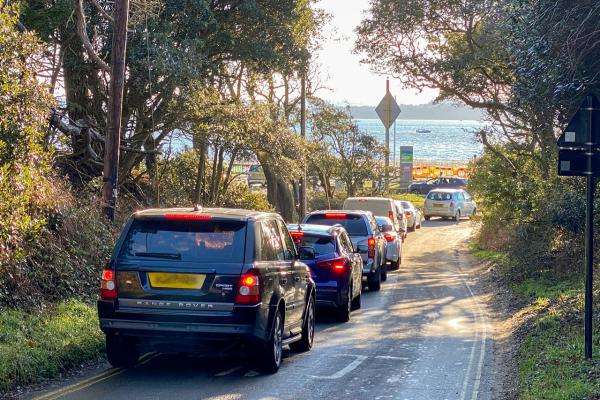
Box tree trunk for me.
[260,158,295,221]
[193,136,207,204]
[213,147,225,204]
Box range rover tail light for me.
[236,272,261,305]
[100,268,118,300]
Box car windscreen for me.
[119,219,246,263]
[297,235,335,256]
[427,192,453,201]
[304,214,368,236]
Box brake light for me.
[289,231,304,244]
[405,212,412,219]
[316,257,348,273]
[100,268,117,300]
[236,272,261,305]
[164,214,212,220]
[384,233,395,242]
[325,213,347,219]
[388,211,394,220]
[367,237,376,259]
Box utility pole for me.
[393,95,397,169]
[102,0,130,221]
[299,69,307,219]
[385,79,390,190]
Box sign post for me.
[376,79,401,191]
[399,146,413,189]
[557,93,600,359]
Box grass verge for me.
[388,193,426,208]
[0,300,103,393]
[472,245,600,399]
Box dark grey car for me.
[98,207,316,374]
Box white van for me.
[342,197,407,238]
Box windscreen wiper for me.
[134,252,182,260]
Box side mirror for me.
[355,244,368,253]
[298,246,316,260]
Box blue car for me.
[287,224,363,322]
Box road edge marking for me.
[32,353,158,400]
[310,355,367,380]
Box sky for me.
[316,0,438,106]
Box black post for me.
[299,70,307,220]
[585,95,595,359]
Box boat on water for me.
[416,128,431,133]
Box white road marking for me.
[214,366,241,377]
[310,355,368,380]
[456,249,489,400]
[375,355,409,361]
[459,328,479,400]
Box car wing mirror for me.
[298,246,316,260]
[355,244,368,253]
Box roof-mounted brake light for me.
[325,213,347,219]
[164,214,212,220]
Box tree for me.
[23,0,311,186]
[308,100,385,196]
[0,3,54,265]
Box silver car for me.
[375,216,402,270]
[395,200,422,232]
[423,189,477,221]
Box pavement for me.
[28,219,493,400]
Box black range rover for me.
[98,207,316,373]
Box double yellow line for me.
[32,353,159,400]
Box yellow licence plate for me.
[433,203,445,208]
[148,273,206,289]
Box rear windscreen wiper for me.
[134,252,182,260]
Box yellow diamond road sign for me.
[376,92,401,129]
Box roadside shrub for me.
[0,178,116,309]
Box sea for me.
[357,119,483,163]
[168,119,483,164]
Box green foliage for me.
[308,99,385,196]
[519,318,600,400]
[158,150,272,212]
[0,300,103,392]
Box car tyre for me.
[454,211,461,222]
[336,287,352,323]
[381,264,388,282]
[424,215,431,221]
[351,289,361,310]
[290,294,315,352]
[106,335,139,368]
[368,267,381,291]
[255,309,284,373]
[408,225,416,232]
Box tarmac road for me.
[30,219,493,400]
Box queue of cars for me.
[96,189,475,374]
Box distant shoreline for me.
[349,103,485,121]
